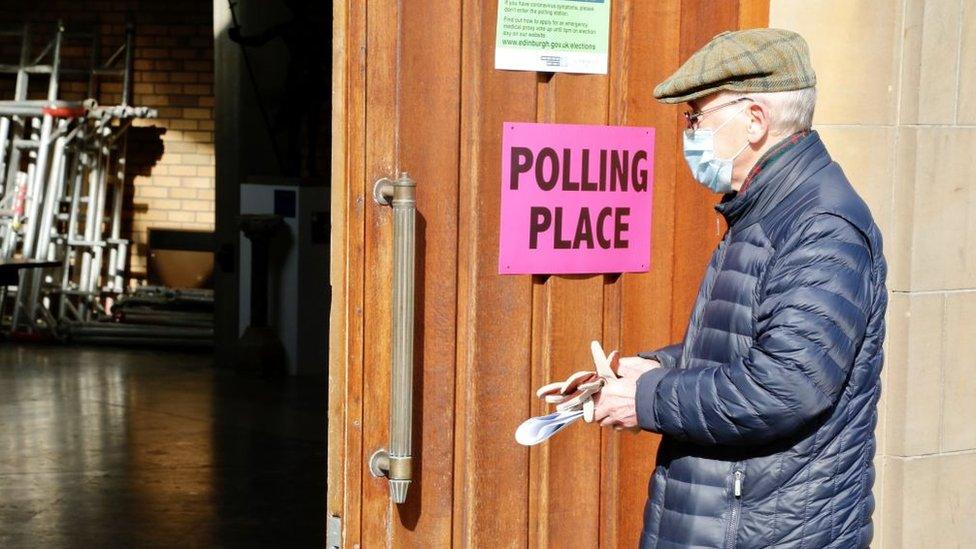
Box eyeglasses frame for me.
[684,97,754,132]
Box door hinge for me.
[327,514,342,549]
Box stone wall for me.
[770,1,976,546]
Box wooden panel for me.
[393,0,462,545]
[528,70,610,548]
[670,1,742,340]
[530,275,606,549]
[327,0,346,521]
[453,0,538,546]
[361,0,399,546]
[328,0,366,547]
[609,1,685,546]
[598,270,623,548]
[739,0,770,29]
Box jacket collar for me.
[714,130,831,230]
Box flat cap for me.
[653,28,816,104]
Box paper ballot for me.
[515,341,626,446]
[515,409,585,446]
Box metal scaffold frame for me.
[0,19,157,335]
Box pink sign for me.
[499,122,654,275]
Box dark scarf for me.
[739,129,812,194]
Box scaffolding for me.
[0,20,157,334]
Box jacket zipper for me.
[725,469,744,549]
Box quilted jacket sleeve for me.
[635,213,875,446]
[637,343,683,369]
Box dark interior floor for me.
[0,344,327,548]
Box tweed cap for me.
[653,28,816,104]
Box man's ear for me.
[746,102,770,144]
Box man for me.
[593,28,888,548]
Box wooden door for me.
[329,1,768,547]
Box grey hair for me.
[735,87,817,135]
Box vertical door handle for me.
[368,172,416,504]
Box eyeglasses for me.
[684,97,753,131]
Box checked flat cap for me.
[653,28,816,104]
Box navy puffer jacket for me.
[635,131,887,548]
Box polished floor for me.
[0,344,327,548]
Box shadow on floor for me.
[0,343,326,548]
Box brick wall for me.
[0,0,215,280]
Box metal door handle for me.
[368,172,416,504]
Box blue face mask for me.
[682,107,751,194]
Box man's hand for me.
[616,356,660,379]
[593,356,660,430]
